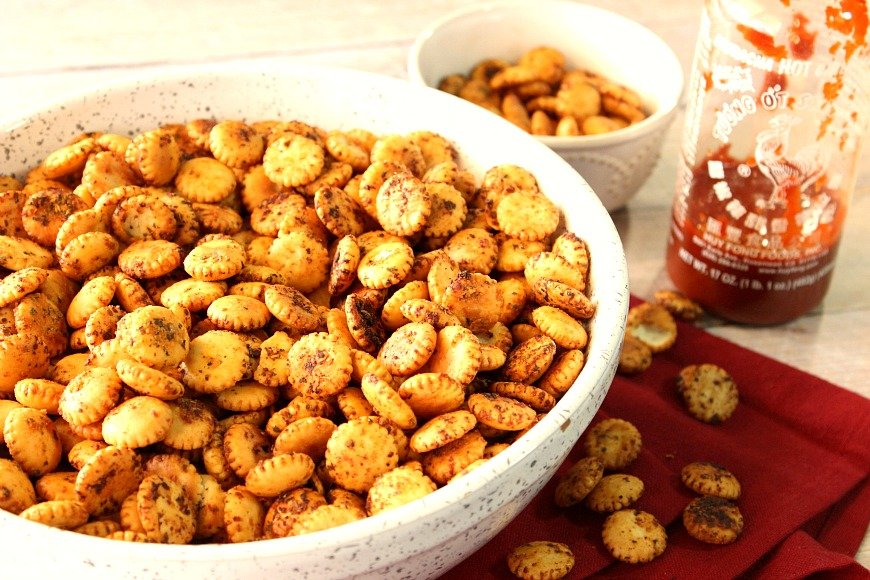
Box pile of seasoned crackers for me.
[437,46,648,137]
[0,117,597,546]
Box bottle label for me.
[667,0,867,321]
[672,2,863,288]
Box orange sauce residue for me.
[817,70,844,140]
[736,23,789,58]
[826,0,869,61]
[823,70,845,101]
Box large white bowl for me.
[0,64,628,579]
[408,0,684,212]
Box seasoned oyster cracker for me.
[74,445,142,515]
[366,464,437,515]
[161,397,216,451]
[409,410,477,454]
[677,363,739,424]
[626,302,677,353]
[118,239,182,280]
[19,499,89,530]
[582,418,642,471]
[263,134,325,188]
[683,496,744,545]
[111,194,178,243]
[34,471,78,502]
[3,407,62,477]
[58,367,123,427]
[209,120,265,168]
[174,157,237,204]
[397,372,465,419]
[507,540,575,580]
[0,458,37,513]
[272,416,336,462]
[101,396,173,449]
[602,509,667,563]
[325,417,399,494]
[244,453,316,498]
[554,456,603,508]
[360,373,417,430]
[376,321,436,377]
[681,461,741,500]
[136,474,196,544]
[0,267,49,307]
[207,294,271,332]
[286,332,352,399]
[585,474,644,513]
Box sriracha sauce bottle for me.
[666,0,869,324]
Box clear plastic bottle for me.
[665,0,869,324]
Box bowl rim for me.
[0,62,629,564]
[407,0,685,149]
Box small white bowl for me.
[408,0,684,211]
[0,64,628,579]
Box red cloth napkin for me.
[443,299,870,579]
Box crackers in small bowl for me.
[408,0,684,211]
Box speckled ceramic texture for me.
[0,63,628,579]
[407,0,684,212]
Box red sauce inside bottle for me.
[666,151,846,324]
[788,12,817,59]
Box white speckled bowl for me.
[0,63,628,579]
[407,0,684,212]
